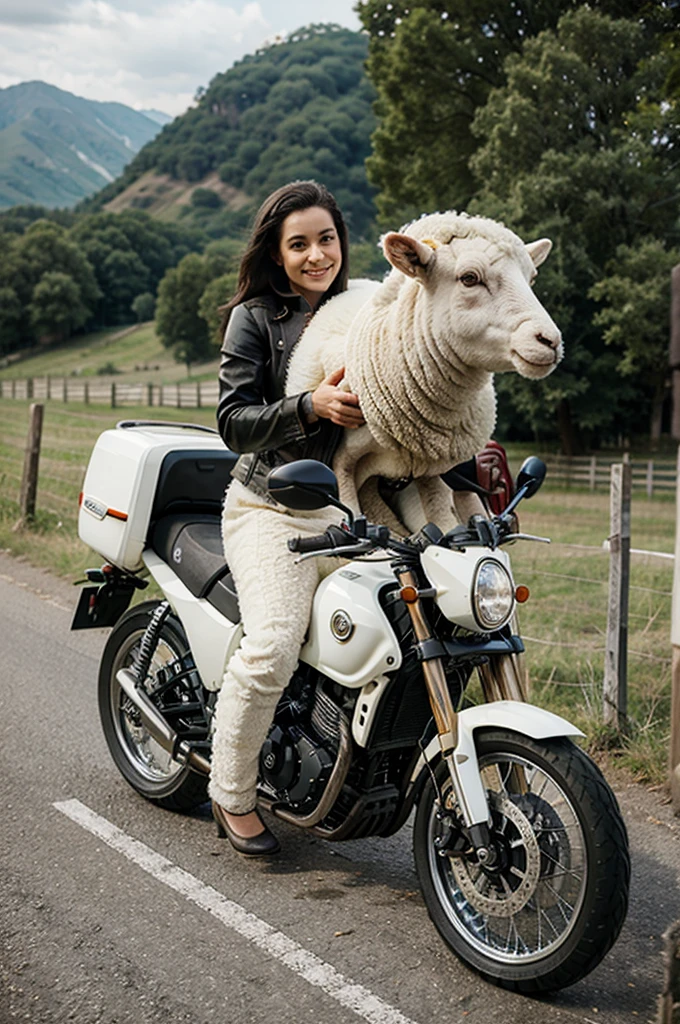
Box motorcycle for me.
[73,420,630,994]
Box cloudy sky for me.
[0,1,363,116]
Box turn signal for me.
[400,586,419,604]
[515,585,530,604]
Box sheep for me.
[285,211,562,533]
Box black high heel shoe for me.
[212,801,280,857]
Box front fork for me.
[397,569,525,863]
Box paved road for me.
[1,552,678,1024]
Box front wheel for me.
[413,729,630,993]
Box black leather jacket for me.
[217,287,341,484]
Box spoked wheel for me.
[413,729,630,993]
[98,601,213,811]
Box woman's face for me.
[275,205,342,308]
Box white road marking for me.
[54,799,419,1024]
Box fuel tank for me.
[299,560,402,688]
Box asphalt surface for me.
[1,550,678,1024]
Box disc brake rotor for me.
[449,793,542,918]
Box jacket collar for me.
[269,271,313,321]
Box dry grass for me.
[511,490,675,784]
[0,399,218,576]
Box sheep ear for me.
[525,238,552,268]
[383,233,435,278]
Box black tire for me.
[413,729,630,994]
[99,601,210,812]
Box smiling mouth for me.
[304,266,332,277]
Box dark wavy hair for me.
[220,180,349,334]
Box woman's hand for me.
[311,367,365,428]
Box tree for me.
[70,211,203,325]
[29,271,89,341]
[0,286,22,355]
[131,292,156,322]
[156,253,220,371]
[590,240,680,443]
[198,272,238,343]
[358,0,674,221]
[358,1,563,219]
[191,188,222,209]
[14,220,100,313]
[465,7,680,450]
[0,220,100,349]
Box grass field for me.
[0,323,220,385]
[0,396,676,784]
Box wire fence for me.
[510,528,674,755]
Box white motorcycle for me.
[73,420,629,994]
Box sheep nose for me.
[536,332,560,350]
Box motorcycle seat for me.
[149,514,240,623]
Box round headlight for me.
[472,558,514,630]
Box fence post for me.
[84,381,89,405]
[111,382,116,408]
[670,265,680,440]
[176,382,181,409]
[15,403,44,527]
[589,456,596,491]
[147,383,153,407]
[196,381,201,409]
[647,460,654,498]
[27,378,33,399]
[11,380,15,399]
[603,456,631,732]
[670,447,680,813]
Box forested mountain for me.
[86,24,377,236]
[0,82,167,210]
[0,25,381,368]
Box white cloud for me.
[0,1,361,116]
[0,1,77,25]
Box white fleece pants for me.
[208,479,339,814]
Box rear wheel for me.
[413,729,630,993]
[98,601,212,811]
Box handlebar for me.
[287,502,547,562]
[288,525,355,554]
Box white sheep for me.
[286,211,562,532]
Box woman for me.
[211,181,364,856]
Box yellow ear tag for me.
[422,239,440,250]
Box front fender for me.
[412,701,584,827]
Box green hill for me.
[0,81,167,209]
[85,24,377,235]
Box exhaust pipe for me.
[116,668,211,776]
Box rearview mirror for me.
[267,459,340,511]
[515,457,546,499]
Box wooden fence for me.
[1,377,677,493]
[0,376,220,409]
[541,453,677,495]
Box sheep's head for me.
[381,214,563,381]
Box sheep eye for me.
[460,271,481,287]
